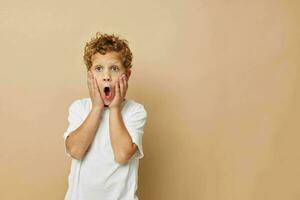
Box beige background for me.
[0,0,299,199]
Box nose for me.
[102,71,111,82]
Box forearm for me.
[66,107,103,160]
[109,107,133,163]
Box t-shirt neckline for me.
[88,98,130,112]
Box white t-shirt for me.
[62,98,147,200]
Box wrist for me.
[91,106,104,113]
[109,106,121,112]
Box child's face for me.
[90,51,131,106]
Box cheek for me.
[94,78,102,90]
[112,78,120,85]
[95,78,101,85]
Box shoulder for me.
[124,99,147,117]
[68,97,92,116]
[79,97,92,111]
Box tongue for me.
[104,91,111,99]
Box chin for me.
[103,100,110,106]
[102,96,112,106]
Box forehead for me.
[91,52,122,66]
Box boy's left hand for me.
[109,74,128,109]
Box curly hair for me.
[83,32,133,71]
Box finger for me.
[91,73,97,97]
[94,77,101,97]
[87,71,93,95]
[115,81,120,97]
[123,75,128,90]
[119,78,124,98]
[122,76,127,96]
[87,70,91,83]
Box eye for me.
[112,65,119,71]
[95,66,103,71]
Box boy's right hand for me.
[87,70,104,111]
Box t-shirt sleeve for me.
[62,99,84,157]
[124,104,148,160]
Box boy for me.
[62,32,147,200]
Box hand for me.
[109,74,128,109]
[87,70,104,111]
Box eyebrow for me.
[93,63,120,67]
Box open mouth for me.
[104,86,111,97]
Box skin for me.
[87,51,137,164]
[66,51,138,163]
[89,51,131,109]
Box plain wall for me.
[0,0,299,199]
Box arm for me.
[109,107,137,164]
[65,107,103,160]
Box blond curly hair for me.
[83,32,133,71]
